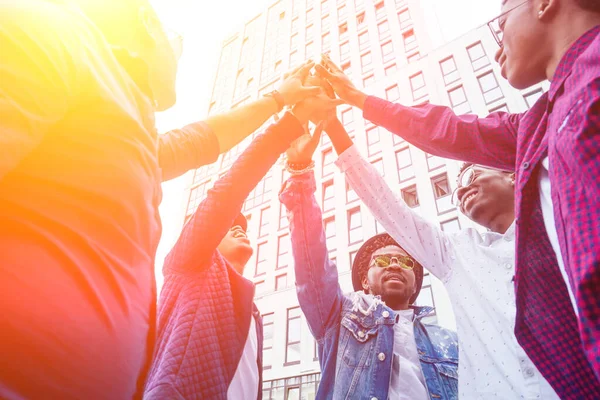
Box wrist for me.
[348,88,367,110]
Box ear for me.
[509,172,516,186]
[361,275,370,293]
[537,0,557,21]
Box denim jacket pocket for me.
[340,314,379,368]
[420,356,459,399]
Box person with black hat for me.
[279,125,459,400]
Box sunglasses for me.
[370,254,415,270]
[487,0,529,47]
[451,165,481,206]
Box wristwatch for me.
[263,90,285,113]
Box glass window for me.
[407,51,420,63]
[363,74,375,87]
[305,24,314,41]
[403,29,417,52]
[432,174,450,198]
[467,42,490,71]
[375,1,386,20]
[275,273,288,290]
[259,207,270,237]
[524,88,543,108]
[395,147,415,181]
[410,72,427,101]
[291,17,299,33]
[341,108,354,127]
[338,5,347,20]
[366,126,381,156]
[440,56,459,85]
[398,9,411,29]
[322,180,335,212]
[348,250,358,270]
[289,50,299,67]
[279,203,289,230]
[290,33,299,50]
[306,8,314,23]
[489,103,509,113]
[381,41,394,63]
[371,158,385,177]
[401,185,419,207]
[255,242,268,276]
[358,31,370,51]
[426,153,445,170]
[244,173,273,211]
[378,20,390,39]
[321,0,329,14]
[477,71,503,104]
[348,208,363,244]
[285,307,302,364]
[262,313,274,369]
[448,85,471,115]
[346,180,359,203]
[322,148,335,177]
[361,52,373,72]
[386,84,400,102]
[321,13,330,30]
[385,63,397,76]
[356,11,366,29]
[324,217,336,251]
[340,41,350,60]
[187,180,211,215]
[441,218,461,233]
[341,61,352,79]
[255,280,267,297]
[277,234,291,269]
[321,32,331,52]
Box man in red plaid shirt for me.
[317,0,600,398]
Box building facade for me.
[183,0,549,398]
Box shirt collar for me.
[549,25,600,102]
[503,221,516,240]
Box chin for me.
[505,65,545,91]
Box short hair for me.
[458,162,473,179]
[575,0,600,12]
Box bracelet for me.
[285,160,315,175]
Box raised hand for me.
[277,61,322,106]
[315,54,368,110]
[286,123,325,164]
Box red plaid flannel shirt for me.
[363,25,600,399]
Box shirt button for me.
[358,331,365,338]
[524,367,535,378]
[378,352,386,361]
[371,397,378,400]
[382,311,390,318]
[523,162,530,170]
[505,263,512,270]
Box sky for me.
[149,0,501,290]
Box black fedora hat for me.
[351,233,424,305]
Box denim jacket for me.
[280,172,459,400]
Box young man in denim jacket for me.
[279,124,459,400]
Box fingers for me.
[301,85,322,97]
[321,55,342,73]
[314,64,335,81]
[284,60,311,79]
[294,61,316,80]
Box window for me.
[363,74,375,87]
[366,126,381,156]
[291,17,299,33]
[338,5,347,20]
[401,185,419,207]
[385,63,397,76]
[277,234,291,269]
[358,31,370,51]
[375,1,386,20]
[524,88,543,108]
[306,8,314,23]
[361,52,373,72]
[410,72,427,101]
[489,103,509,113]
[395,0,407,7]
[441,218,461,233]
[348,208,363,244]
[467,42,490,71]
[375,219,386,234]
[321,32,331,52]
[355,0,364,9]
[285,307,302,364]
[322,180,335,212]
[279,203,289,230]
[290,33,299,50]
[381,41,394,63]
[477,71,503,104]
[275,273,288,290]
[378,20,390,39]
[386,84,400,102]
[255,280,267,296]
[289,50,299,67]
[305,41,314,59]
[432,174,453,214]
[324,217,336,251]
[416,273,435,309]
[187,180,211,214]
[322,148,335,177]
[348,250,358,271]
[340,41,350,60]
[263,313,274,369]
[259,207,270,237]
[341,61,352,79]
[346,180,359,203]
[398,9,411,29]
[407,51,420,63]
[321,0,329,14]
[426,153,445,170]
[321,13,330,30]
[448,86,471,115]
[371,158,385,177]
[341,108,354,130]
[403,29,417,52]
[274,60,282,74]
[255,242,268,276]
[440,56,459,85]
[305,24,314,41]
[244,173,273,211]
[356,12,366,29]
[395,147,415,181]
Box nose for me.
[456,185,471,206]
[494,46,504,64]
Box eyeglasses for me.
[487,0,528,47]
[451,165,480,206]
[370,254,415,270]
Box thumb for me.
[301,85,322,97]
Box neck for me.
[229,260,246,275]
[385,297,410,311]
[487,210,515,234]
[546,14,600,80]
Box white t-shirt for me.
[227,316,259,400]
[538,157,579,314]
[388,309,429,400]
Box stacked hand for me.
[315,54,368,110]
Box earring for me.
[538,10,543,17]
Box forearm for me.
[325,119,353,156]
[205,96,279,153]
[363,96,521,171]
[165,112,304,272]
[280,172,343,340]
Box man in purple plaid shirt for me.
[317,0,600,398]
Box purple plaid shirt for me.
[363,25,600,399]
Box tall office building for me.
[183,0,549,398]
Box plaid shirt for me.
[363,25,600,399]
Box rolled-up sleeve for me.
[158,121,220,181]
